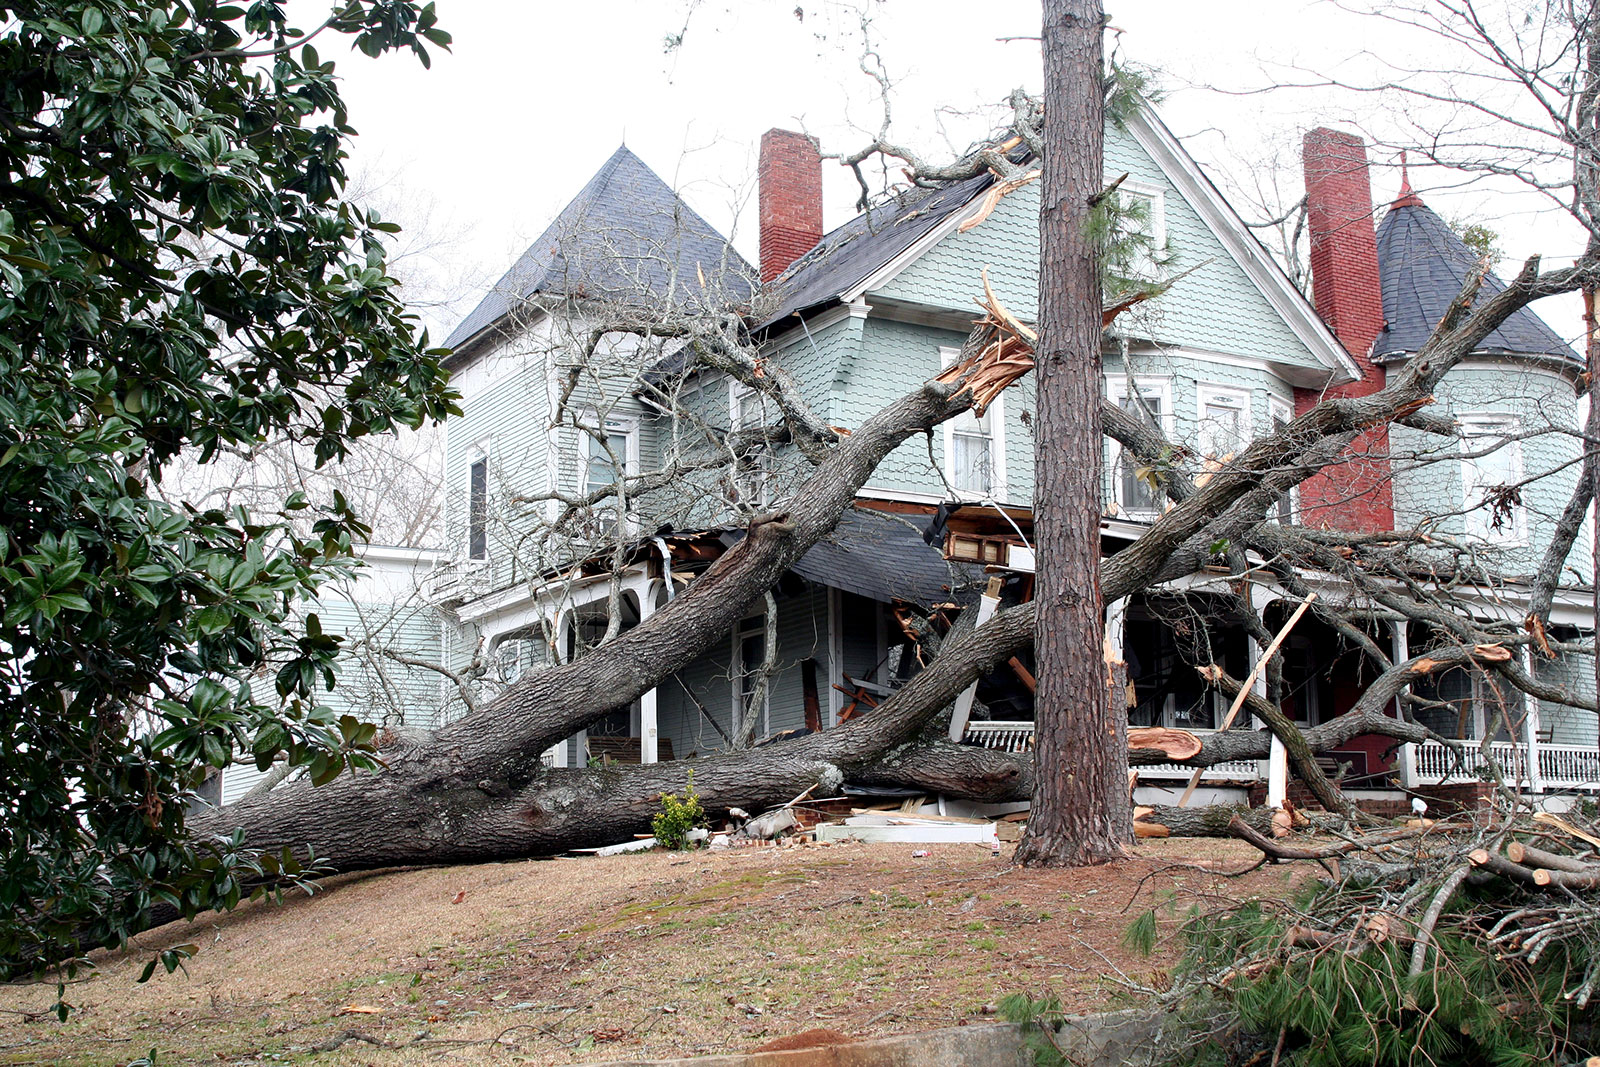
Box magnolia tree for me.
[0,0,457,986]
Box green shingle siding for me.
[874,126,1328,373]
[1389,361,1589,577]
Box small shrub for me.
[651,771,704,850]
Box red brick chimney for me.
[1293,127,1395,533]
[758,129,823,283]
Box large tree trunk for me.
[160,85,1600,948]
[1015,0,1131,867]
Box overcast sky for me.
[314,1,1590,346]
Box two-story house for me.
[384,106,1596,811]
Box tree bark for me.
[1015,0,1130,868]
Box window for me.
[1106,376,1171,517]
[576,414,637,538]
[1197,386,1251,462]
[734,612,769,738]
[1460,414,1525,542]
[729,383,770,507]
[1113,181,1168,281]
[940,347,1005,498]
[467,455,488,561]
[1269,398,1296,524]
[582,418,635,495]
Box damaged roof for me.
[1374,194,1578,363]
[444,146,754,353]
[721,507,985,607]
[753,171,996,332]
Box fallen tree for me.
[28,54,1597,980]
[176,134,1597,877]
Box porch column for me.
[557,611,584,768]
[948,576,1003,743]
[1248,633,1288,808]
[1522,646,1544,794]
[1391,620,1416,789]
[1104,594,1129,721]
[637,579,660,765]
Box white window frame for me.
[1196,384,1252,462]
[1117,180,1168,279]
[729,381,772,508]
[1459,412,1527,545]
[575,412,640,539]
[939,346,1007,500]
[732,610,771,741]
[466,440,492,562]
[1268,396,1298,525]
[1105,375,1173,519]
[579,412,640,494]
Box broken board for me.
[815,817,999,846]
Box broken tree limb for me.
[1135,805,1283,839]
[1126,727,1203,762]
[1178,593,1317,807]
[1199,664,1355,817]
[1228,816,1426,861]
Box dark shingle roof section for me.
[753,172,995,332]
[719,508,983,607]
[1374,199,1577,363]
[444,146,754,351]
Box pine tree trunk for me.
[1014,0,1132,867]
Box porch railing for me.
[962,721,1265,783]
[1413,740,1600,792]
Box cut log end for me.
[1126,726,1202,762]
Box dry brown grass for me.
[0,838,1298,1066]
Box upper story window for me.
[939,347,1005,499]
[1460,414,1525,543]
[730,382,770,507]
[1106,376,1172,518]
[467,453,489,561]
[1197,385,1251,462]
[582,416,637,495]
[1113,181,1169,281]
[577,414,638,537]
[1269,397,1297,525]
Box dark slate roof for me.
[444,146,754,351]
[1373,198,1578,363]
[753,171,996,332]
[719,507,984,607]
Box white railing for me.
[1413,740,1600,792]
[962,721,1265,782]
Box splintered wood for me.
[936,268,1158,417]
[933,269,1037,417]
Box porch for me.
[1411,739,1600,793]
[962,722,1600,795]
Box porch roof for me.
[722,507,985,607]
